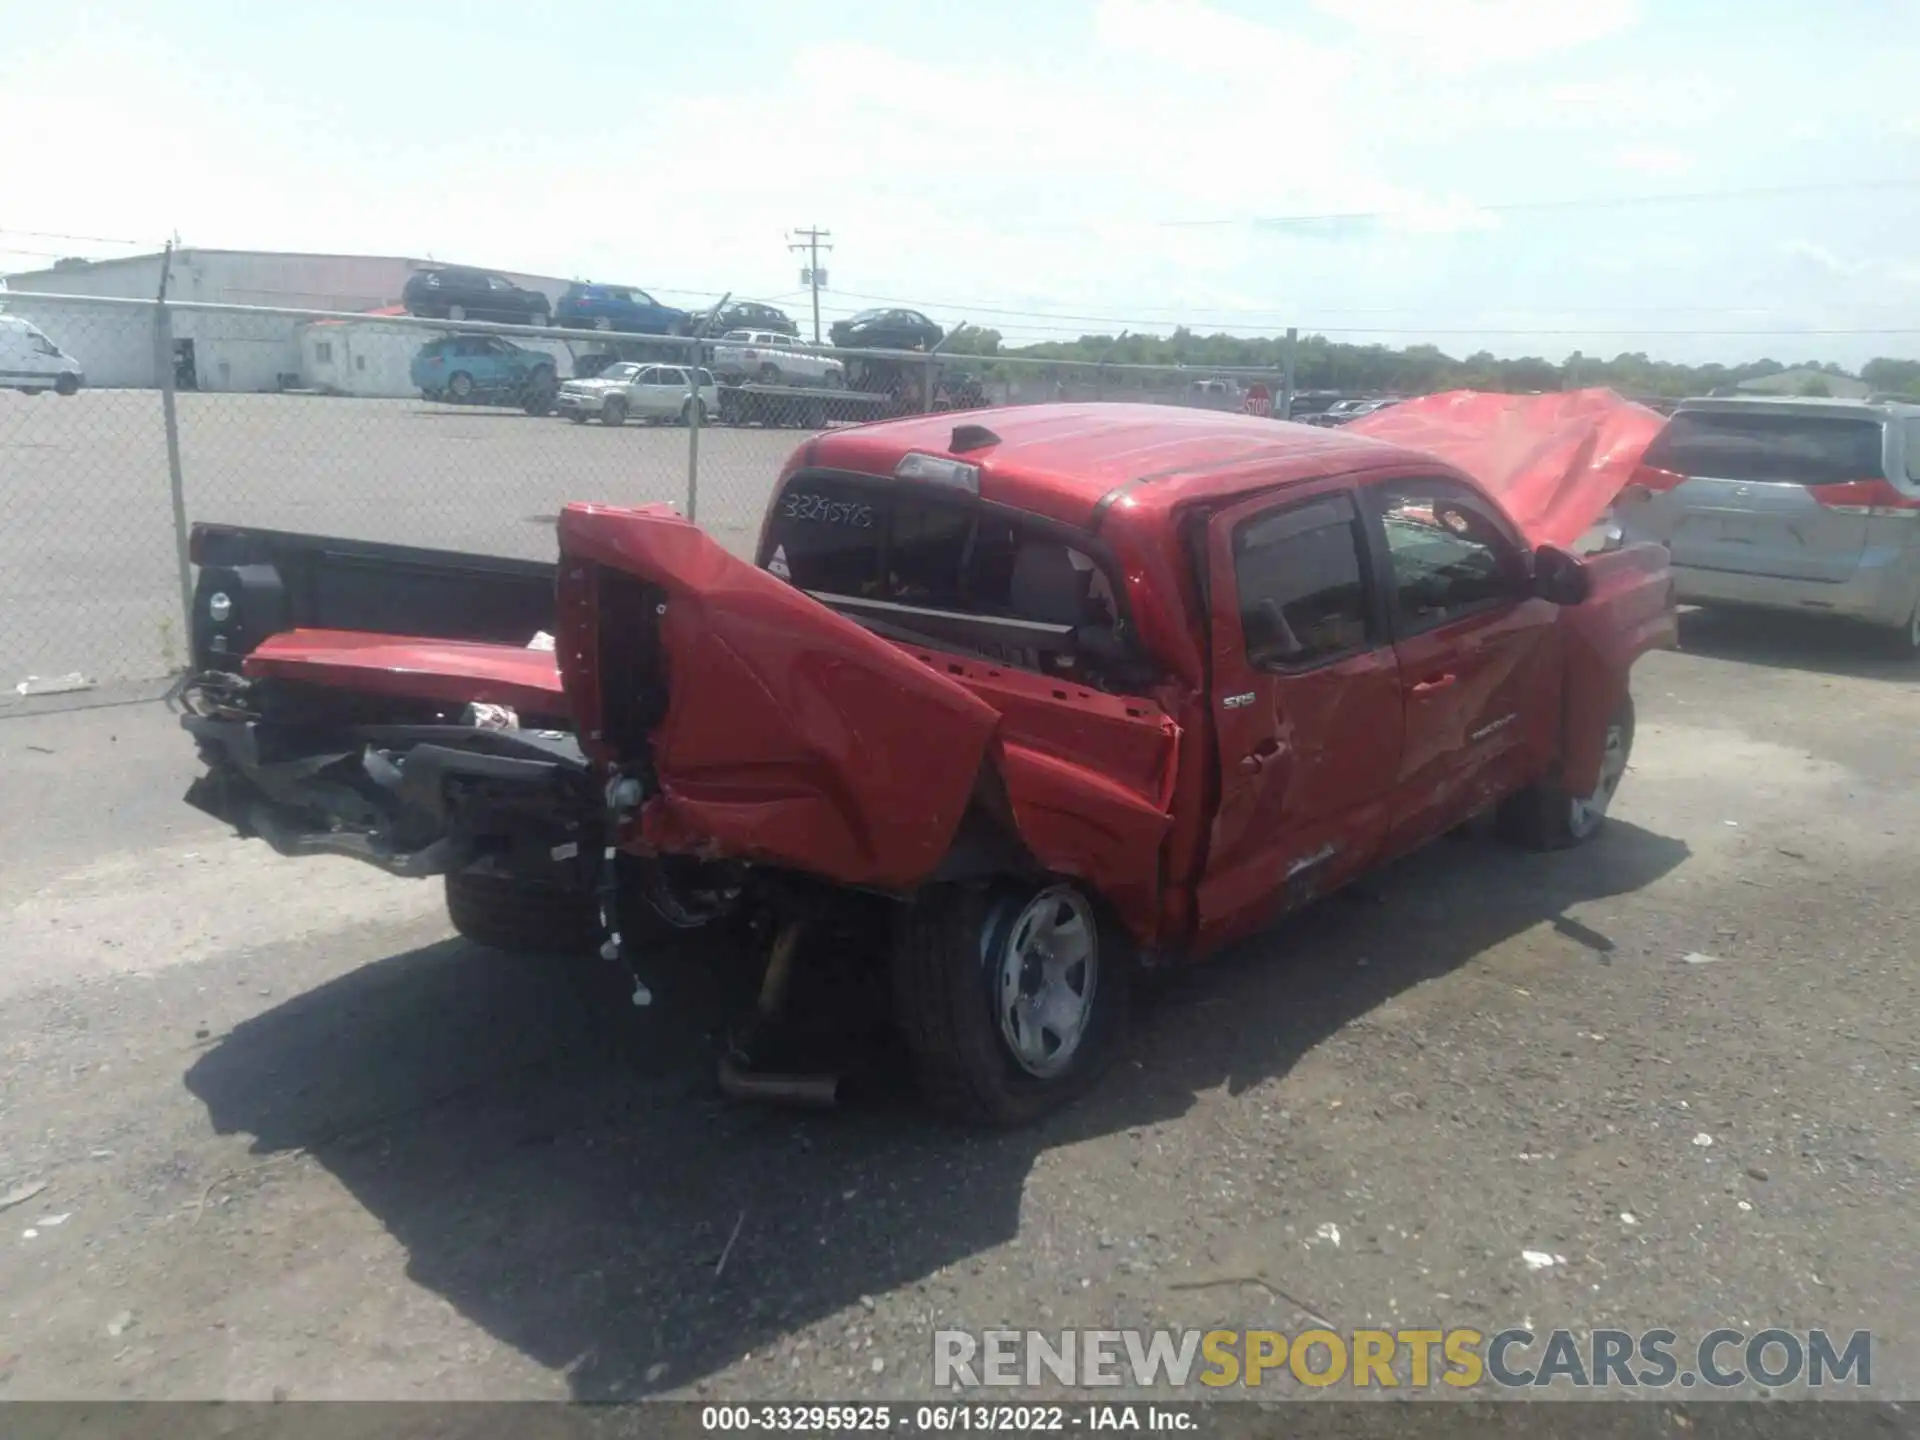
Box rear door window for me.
[1645,411,1888,484]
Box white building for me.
[0,249,574,392]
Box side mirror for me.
[1532,544,1591,606]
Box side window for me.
[1231,493,1373,669]
[656,366,688,387]
[1906,419,1920,483]
[632,367,658,385]
[1374,478,1525,632]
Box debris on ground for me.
[105,1311,135,1338]
[1522,1250,1567,1272]
[1692,1133,1715,1148]
[34,1214,70,1228]
[1683,952,1725,965]
[0,1181,49,1214]
[1311,1222,1342,1248]
[13,673,96,697]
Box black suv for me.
[828,307,944,351]
[703,300,799,338]
[402,267,551,325]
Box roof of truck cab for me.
[802,403,1433,529]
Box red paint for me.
[556,504,1181,921]
[242,629,567,716]
[1348,388,1669,547]
[235,400,1676,960]
[1809,477,1920,513]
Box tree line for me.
[941,326,1920,400]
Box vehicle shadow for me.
[184,820,1686,1400]
[1677,606,1915,682]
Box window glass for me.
[1905,418,1920,483]
[764,476,1110,627]
[1232,495,1372,667]
[1644,410,1887,484]
[1377,479,1521,630]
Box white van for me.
[0,315,85,395]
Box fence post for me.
[922,352,938,414]
[156,247,194,665]
[1281,326,1298,421]
[685,338,703,525]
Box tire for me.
[757,363,783,385]
[20,386,43,397]
[54,373,80,397]
[680,398,705,426]
[601,395,627,427]
[448,304,467,322]
[1884,602,1920,660]
[823,370,845,390]
[521,365,556,416]
[890,880,1130,1127]
[593,317,613,332]
[1499,696,1636,850]
[445,870,594,955]
[567,410,589,425]
[447,371,475,400]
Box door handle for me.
[1410,673,1457,694]
[1238,739,1283,774]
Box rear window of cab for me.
[1645,410,1888,485]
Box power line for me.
[0,226,150,247]
[1160,177,1920,229]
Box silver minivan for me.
[1625,396,1920,655]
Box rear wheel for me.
[567,410,589,425]
[1499,696,1635,849]
[757,362,783,385]
[891,880,1129,1127]
[448,304,467,322]
[54,373,80,397]
[823,369,845,389]
[445,870,594,956]
[601,395,628,426]
[447,371,475,401]
[1886,603,1920,659]
[680,398,706,426]
[593,317,613,332]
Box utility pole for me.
[788,227,832,344]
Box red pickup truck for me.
[179,401,1676,1124]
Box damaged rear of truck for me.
[180,399,1676,1125]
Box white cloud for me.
[1606,146,1695,177]
[1310,0,1641,70]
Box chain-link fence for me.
[0,293,1296,693]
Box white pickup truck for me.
[711,330,846,388]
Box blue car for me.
[555,282,690,336]
[410,336,558,411]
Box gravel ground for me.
[0,608,1914,1409]
[0,390,800,685]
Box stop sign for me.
[1243,382,1273,417]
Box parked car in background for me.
[1185,377,1244,411]
[712,331,846,387]
[1626,395,1920,654]
[705,300,799,338]
[409,336,558,412]
[828,307,944,352]
[554,361,719,426]
[402,267,552,325]
[555,283,690,336]
[0,315,84,395]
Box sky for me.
[4,0,1919,369]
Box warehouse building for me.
[0,249,572,393]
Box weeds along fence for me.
[0,293,1292,691]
